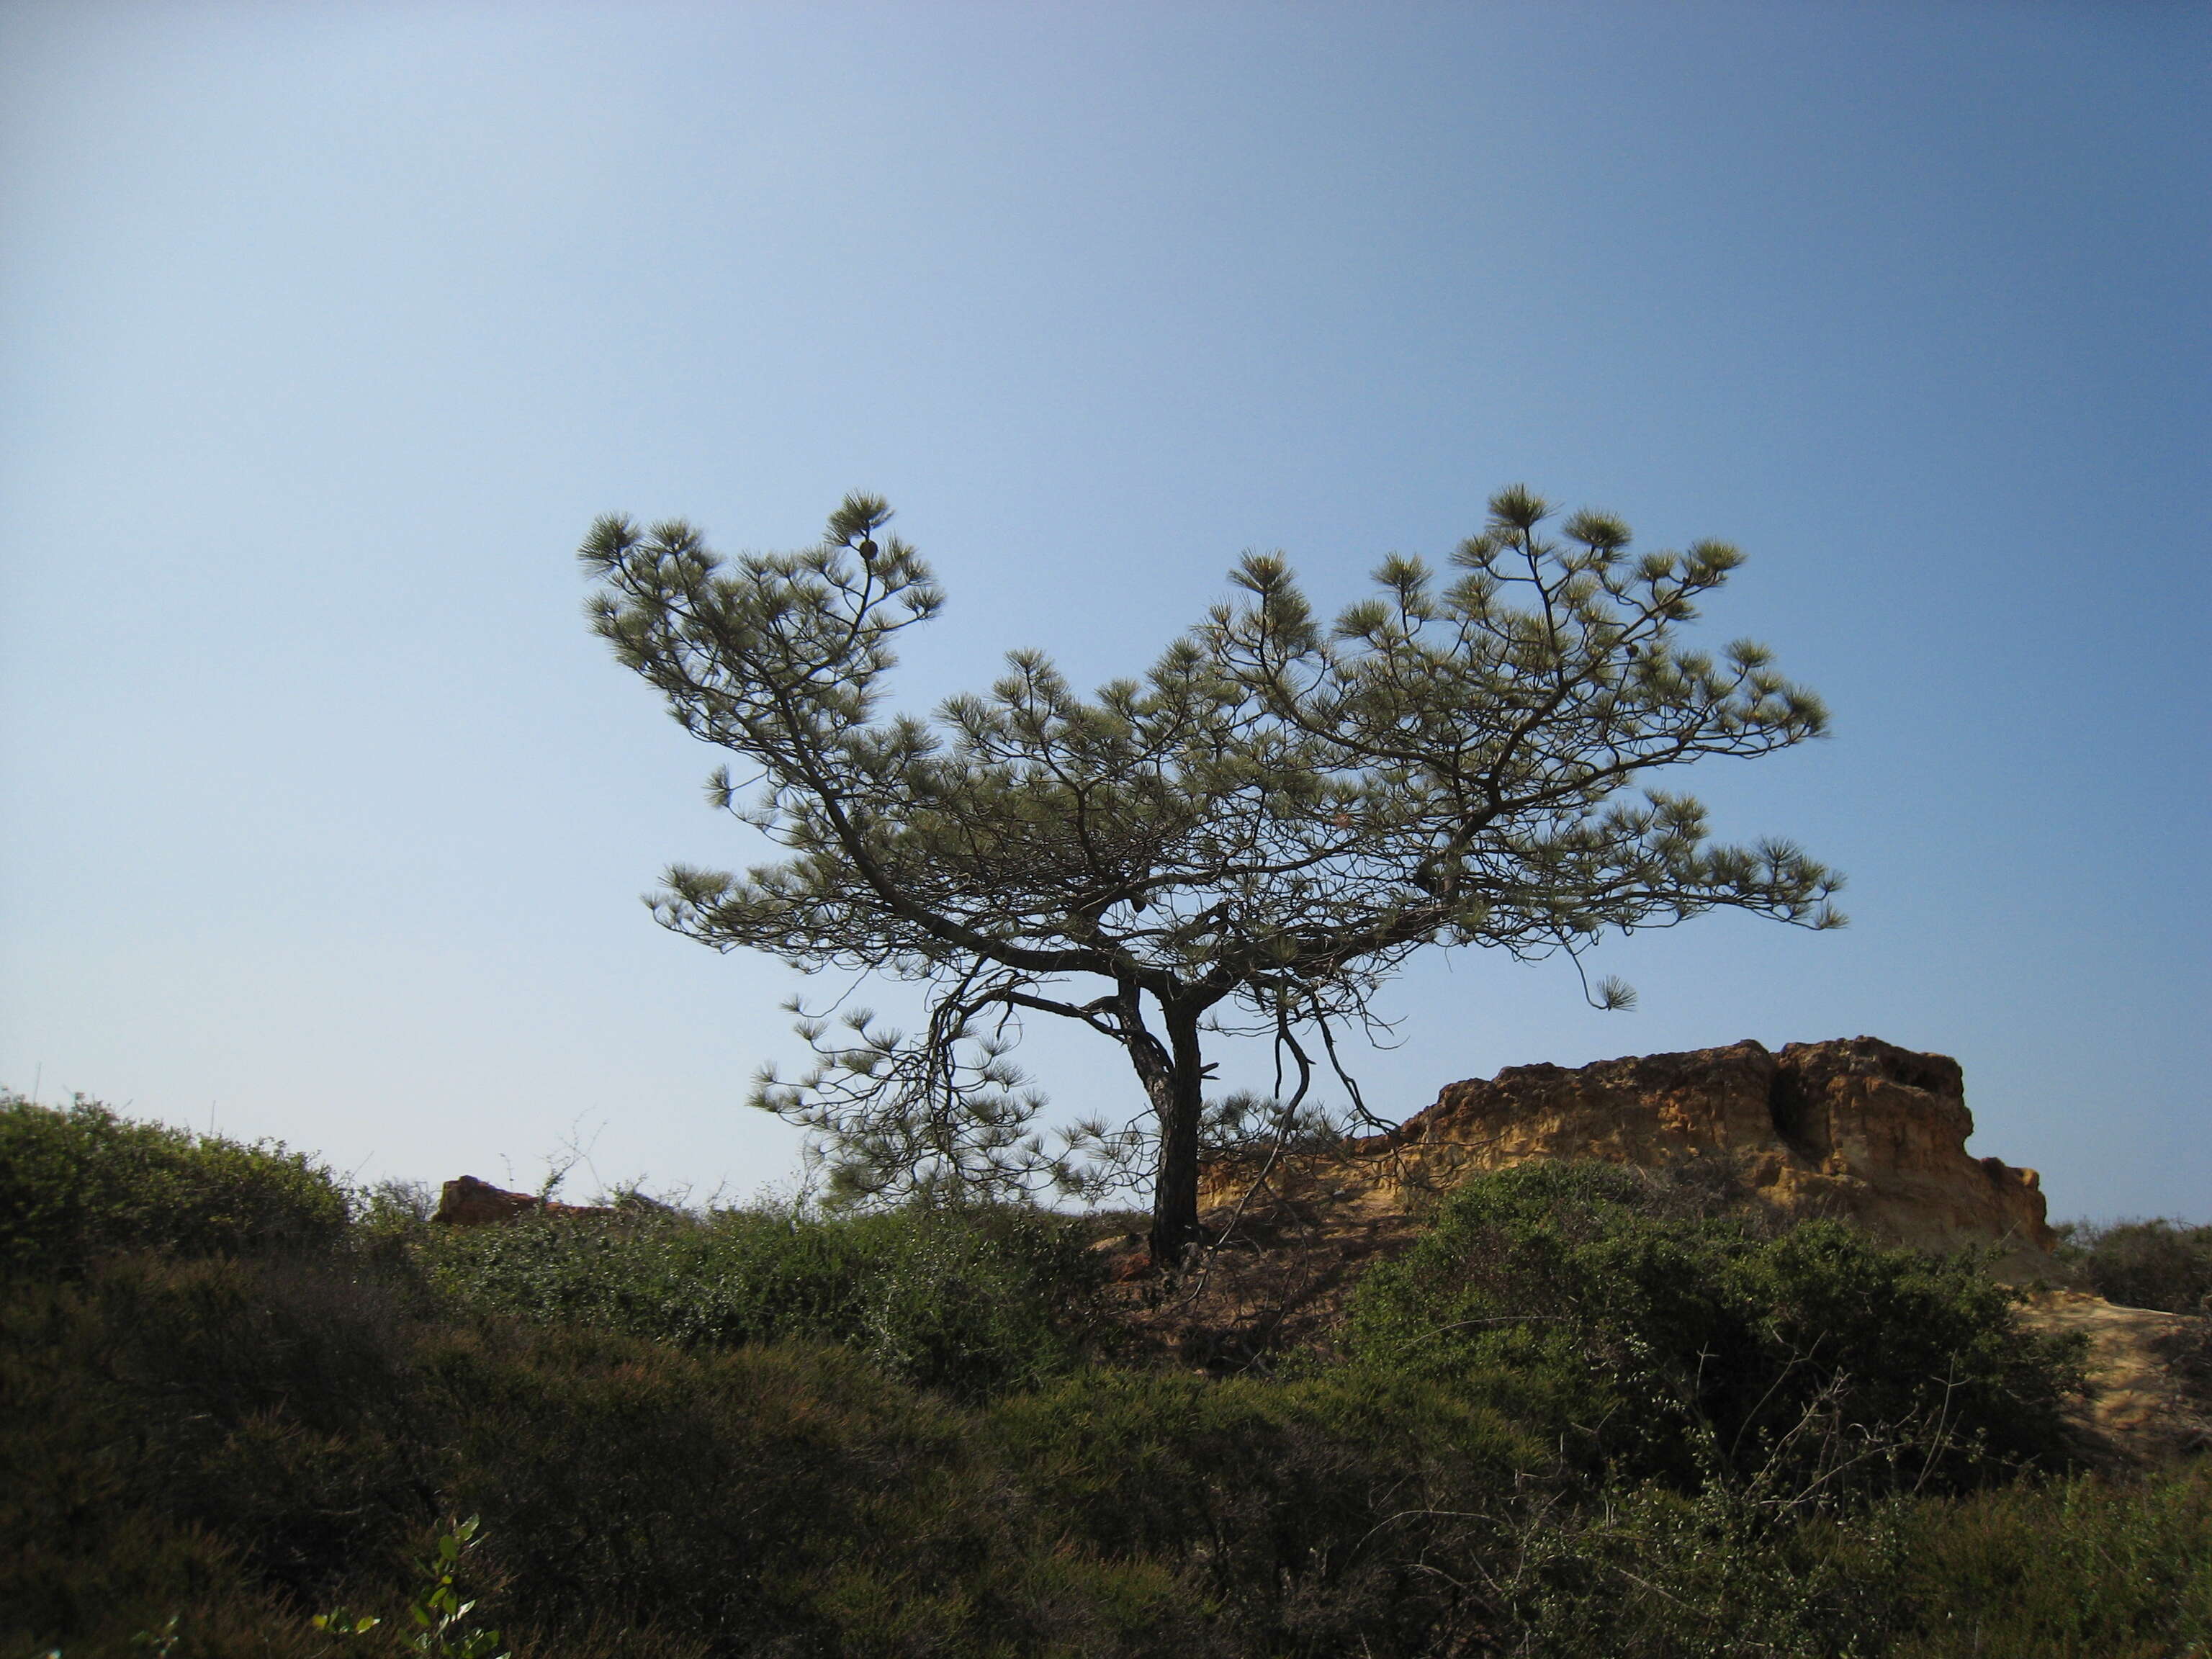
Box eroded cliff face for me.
[1207,1037,2056,1274]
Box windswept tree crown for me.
[583,487,1842,1246]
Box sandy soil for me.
[2018,1289,2212,1465]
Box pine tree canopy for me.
[581,485,1843,1262]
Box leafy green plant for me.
[313,1519,508,1655]
[989,1364,1539,1654]
[311,1608,383,1640]
[400,1518,508,1658]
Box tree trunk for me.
[1112,985,1210,1267]
[1145,1005,1208,1267]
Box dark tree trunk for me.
[1149,1025,1207,1265]
[1123,994,1207,1267]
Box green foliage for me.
[4,1105,2195,1658]
[1,1254,422,1635]
[2056,1215,2212,1313]
[991,1366,1539,1653]
[420,1321,1146,1655]
[415,1199,1102,1398]
[0,1091,349,1276]
[1452,1467,2212,1658]
[1341,1162,2085,1493]
[581,490,1843,1259]
[0,1244,1190,1658]
[1880,1463,2212,1657]
[1496,1481,1907,1658]
[312,1519,508,1657]
[311,1607,384,1639]
[4,1250,417,1658]
[401,1517,508,1658]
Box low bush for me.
[1496,1480,1907,1658]
[1,1251,428,1655]
[2056,1215,2212,1313]
[1452,1465,2212,1658]
[414,1199,1102,1398]
[6,1105,2198,1658]
[1881,1462,2212,1657]
[1341,1161,2085,1494]
[992,1366,1541,1654]
[428,1323,1207,1657]
[0,1092,348,1276]
[1,1247,1200,1658]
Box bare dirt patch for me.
[2018,1290,2212,1466]
[1087,1184,1422,1372]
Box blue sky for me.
[2,2,2204,1218]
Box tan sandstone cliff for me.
[1205,1036,2056,1276]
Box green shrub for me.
[989,1366,1539,1655]
[0,1253,426,1617]
[9,1106,2198,1658]
[1341,1162,2084,1494]
[1496,1480,1907,1659]
[0,1092,348,1276]
[2056,1215,2212,1313]
[415,1200,1102,1398]
[0,1251,429,1656]
[428,1323,1208,1656]
[4,1203,2203,1659]
[1308,1416,2210,1659]
[1880,1463,2212,1657]
[1452,1467,2212,1658]
[1,1246,1196,1659]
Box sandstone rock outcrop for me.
[432,1174,613,1227]
[1206,1037,2056,1276]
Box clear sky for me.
[3,2,2205,1219]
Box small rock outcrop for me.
[432,1175,613,1227]
[1209,1037,2056,1275]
